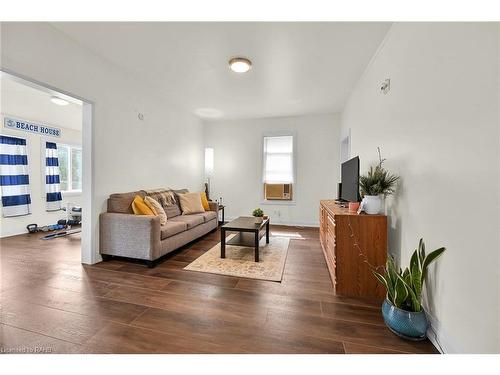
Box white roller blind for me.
[263,135,294,184]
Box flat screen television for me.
[341,156,360,202]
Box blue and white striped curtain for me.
[0,135,32,217]
[45,142,62,211]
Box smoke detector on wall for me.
[380,78,390,94]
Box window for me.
[57,144,82,193]
[263,135,294,200]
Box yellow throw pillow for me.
[178,192,205,215]
[200,192,210,211]
[131,195,155,216]
[144,196,167,225]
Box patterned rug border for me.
[183,234,290,282]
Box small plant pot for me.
[262,215,269,220]
[362,195,382,214]
[254,216,263,223]
[381,299,429,341]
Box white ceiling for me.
[0,75,83,131]
[51,22,391,120]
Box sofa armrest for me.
[208,201,219,212]
[99,213,161,261]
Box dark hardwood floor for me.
[0,225,438,354]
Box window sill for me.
[62,191,82,197]
[260,200,296,206]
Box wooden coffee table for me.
[220,216,270,262]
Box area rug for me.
[183,234,290,282]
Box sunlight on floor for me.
[270,231,304,239]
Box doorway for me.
[0,70,93,264]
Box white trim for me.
[260,200,296,206]
[53,143,83,194]
[426,311,460,354]
[340,130,351,163]
[81,102,95,264]
[61,190,82,195]
[224,216,318,228]
[261,130,297,203]
[0,70,85,105]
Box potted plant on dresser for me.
[373,239,446,340]
[359,148,399,214]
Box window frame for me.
[261,131,297,205]
[42,140,82,196]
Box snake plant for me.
[373,239,445,312]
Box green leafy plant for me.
[252,208,264,217]
[359,147,400,197]
[373,239,445,312]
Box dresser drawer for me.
[323,248,337,288]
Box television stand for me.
[319,200,387,300]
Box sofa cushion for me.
[164,204,181,219]
[160,221,188,239]
[199,211,217,222]
[107,191,145,213]
[169,214,204,229]
[164,188,189,219]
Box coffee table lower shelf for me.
[226,232,265,247]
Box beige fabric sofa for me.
[99,189,218,267]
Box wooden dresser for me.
[319,200,387,300]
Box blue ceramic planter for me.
[381,299,429,341]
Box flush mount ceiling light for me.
[194,108,224,119]
[229,57,252,73]
[50,96,69,106]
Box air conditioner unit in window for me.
[264,183,293,200]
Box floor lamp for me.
[204,147,214,200]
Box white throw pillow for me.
[144,196,168,225]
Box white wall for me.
[1,23,205,262]
[340,23,500,353]
[0,115,82,237]
[204,114,340,226]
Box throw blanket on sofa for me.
[143,188,176,207]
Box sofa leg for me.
[101,254,112,261]
[146,260,155,268]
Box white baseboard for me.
[223,216,318,228]
[426,311,459,354]
[1,229,29,238]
